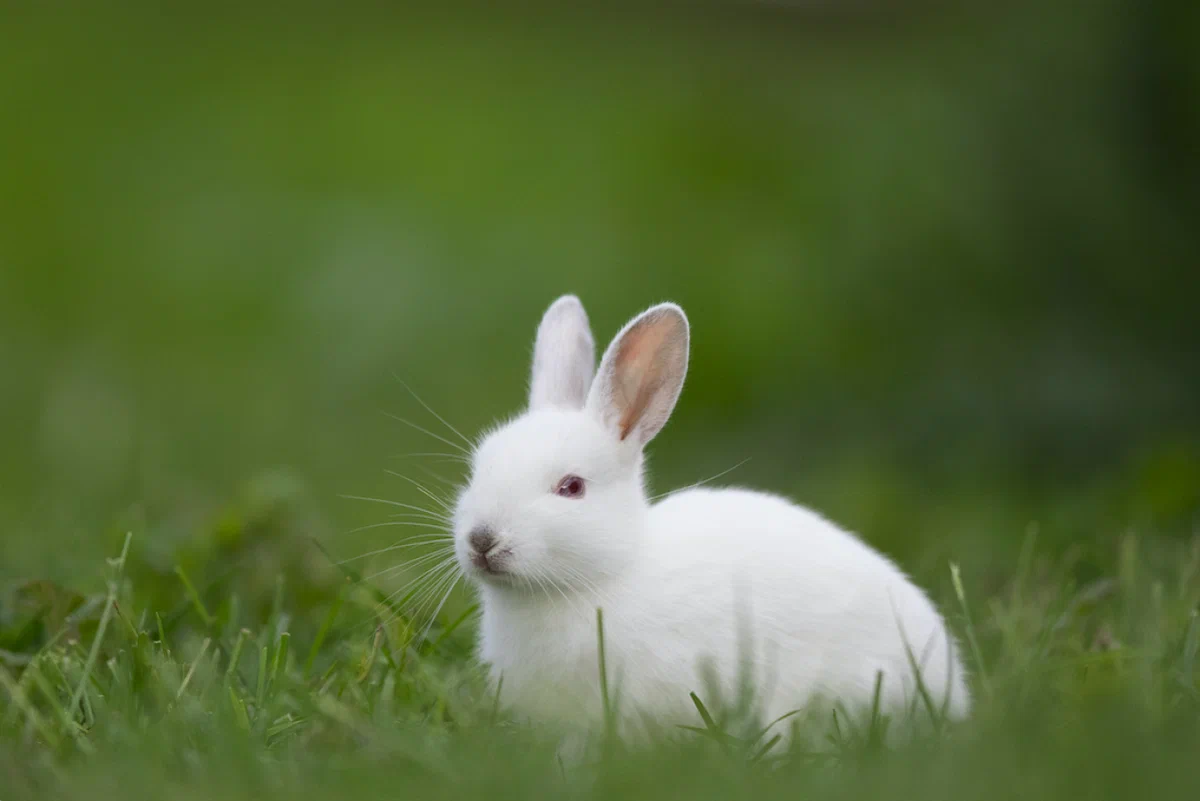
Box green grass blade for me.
[67,586,116,723]
[225,628,250,688]
[596,608,614,741]
[175,638,212,701]
[427,602,478,654]
[749,733,782,763]
[951,562,992,699]
[0,662,60,750]
[305,592,344,680]
[270,631,291,692]
[255,645,269,712]
[228,686,251,732]
[174,565,214,628]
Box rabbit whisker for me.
[363,549,455,583]
[409,461,463,493]
[395,451,471,465]
[387,511,451,525]
[415,570,464,645]
[401,566,462,640]
[339,537,452,565]
[385,470,455,514]
[651,457,752,501]
[390,372,476,450]
[553,561,615,610]
[382,410,470,456]
[341,520,450,538]
[338,494,451,522]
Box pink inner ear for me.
[614,322,671,441]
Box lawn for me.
[3,471,1200,801]
[2,2,1198,799]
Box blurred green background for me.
[1,0,1197,617]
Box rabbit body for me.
[477,483,968,739]
[453,296,970,744]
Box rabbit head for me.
[453,295,689,593]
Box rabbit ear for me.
[529,295,596,410]
[587,303,689,447]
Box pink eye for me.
[555,475,586,499]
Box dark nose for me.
[468,526,497,554]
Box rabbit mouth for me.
[470,547,513,578]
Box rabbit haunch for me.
[450,295,970,741]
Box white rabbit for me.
[452,295,970,748]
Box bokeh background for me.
[1,1,1197,628]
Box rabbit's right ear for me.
[587,303,689,448]
[529,295,596,411]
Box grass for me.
[3,498,1200,801]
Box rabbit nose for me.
[468,527,497,554]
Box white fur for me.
[528,295,595,411]
[453,296,970,746]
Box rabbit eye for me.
[554,475,586,499]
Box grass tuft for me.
[3,520,1200,801]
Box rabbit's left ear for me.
[587,303,689,447]
[529,295,596,410]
